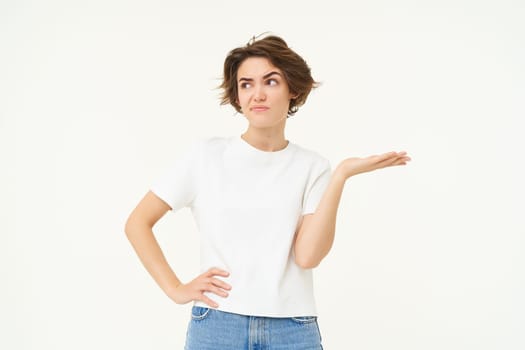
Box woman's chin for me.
[244,115,286,129]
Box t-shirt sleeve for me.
[149,140,203,212]
[301,158,332,215]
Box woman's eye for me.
[240,82,251,89]
[267,79,278,86]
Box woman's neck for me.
[241,128,288,152]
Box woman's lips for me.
[251,106,269,112]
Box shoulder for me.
[292,142,331,169]
[186,136,231,159]
[195,136,230,151]
[184,136,227,149]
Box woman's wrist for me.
[333,165,352,183]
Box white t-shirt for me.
[150,134,331,317]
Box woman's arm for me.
[293,151,411,269]
[125,191,231,308]
[125,191,184,295]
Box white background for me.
[2,1,524,349]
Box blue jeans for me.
[184,306,323,350]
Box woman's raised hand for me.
[168,267,231,308]
[336,151,411,180]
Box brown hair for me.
[219,34,319,117]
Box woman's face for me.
[236,57,295,129]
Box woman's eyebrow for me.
[262,71,282,79]
[238,71,282,82]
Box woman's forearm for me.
[294,151,411,269]
[294,170,346,268]
[125,222,182,296]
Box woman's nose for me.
[253,86,266,102]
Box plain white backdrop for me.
[2,0,524,349]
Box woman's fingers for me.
[201,278,230,296]
[208,277,232,291]
[203,283,229,297]
[376,152,411,167]
[171,268,232,307]
[201,268,232,290]
[197,275,231,307]
[196,270,232,300]
[369,152,396,164]
[198,295,219,308]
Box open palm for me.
[337,151,411,179]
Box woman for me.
[125,34,410,349]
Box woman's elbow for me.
[125,190,171,236]
[294,253,321,269]
[124,215,150,238]
[124,216,138,237]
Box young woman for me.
[125,34,410,350]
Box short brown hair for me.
[220,34,319,117]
